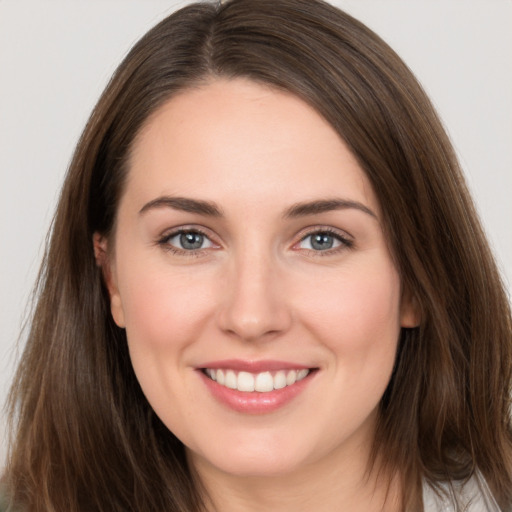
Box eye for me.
[296,230,352,252]
[160,229,215,252]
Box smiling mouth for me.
[202,368,312,393]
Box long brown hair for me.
[4,0,512,510]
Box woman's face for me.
[101,78,418,478]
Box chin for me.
[188,433,318,478]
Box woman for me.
[2,0,511,510]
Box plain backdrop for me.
[1,0,511,468]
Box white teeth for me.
[225,370,237,389]
[297,369,309,381]
[273,370,287,390]
[254,371,273,392]
[204,368,311,392]
[238,371,255,392]
[286,370,297,386]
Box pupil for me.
[311,233,333,250]
[180,232,203,250]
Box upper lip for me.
[198,359,313,373]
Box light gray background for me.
[1,0,511,468]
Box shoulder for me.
[0,493,7,512]
[422,474,502,512]
[0,485,14,512]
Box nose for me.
[217,250,293,342]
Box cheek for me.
[295,259,402,430]
[295,258,402,358]
[116,262,220,421]
[116,259,217,372]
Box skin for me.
[95,78,419,511]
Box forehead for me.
[124,78,379,216]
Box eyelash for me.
[156,226,354,257]
[295,227,354,256]
[157,227,216,257]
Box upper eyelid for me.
[157,226,220,251]
[157,227,219,257]
[156,224,353,249]
[292,227,355,254]
[159,225,216,240]
[295,225,353,242]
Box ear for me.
[93,232,126,328]
[400,286,421,328]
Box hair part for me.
[4,1,512,510]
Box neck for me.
[189,436,401,512]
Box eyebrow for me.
[283,198,377,219]
[139,196,223,217]
[138,195,376,219]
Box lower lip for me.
[199,370,316,414]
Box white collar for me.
[422,474,501,511]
